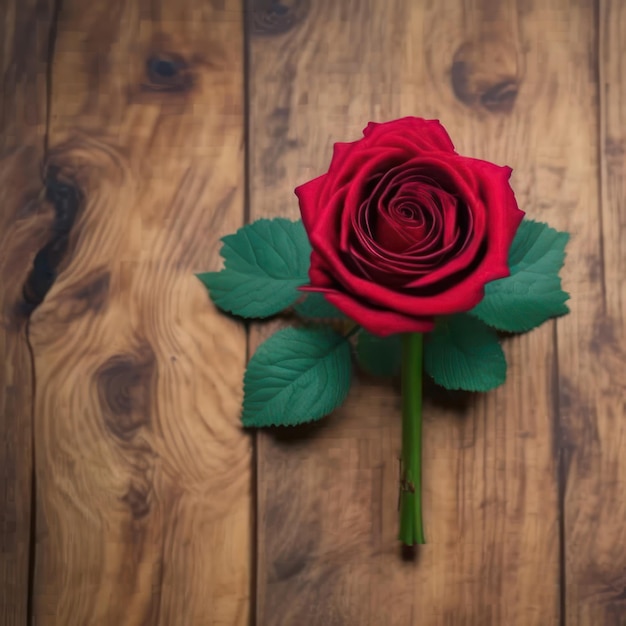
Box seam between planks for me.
[242,3,258,626]
[26,0,64,620]
[554,321,566,626]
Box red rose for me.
[295,117,525,336]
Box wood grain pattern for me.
[1,0,624,622]
[26,1,251,624]
[0,1,53,624]
[248,1,598,624]
[562,1,626,624]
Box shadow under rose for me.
[261,412,335,444]
[423,376,475,413]
[261,371,479,446]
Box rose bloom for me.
[295,117,525,336]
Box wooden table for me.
[1,1,624,624]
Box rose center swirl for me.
[347,169,474,287]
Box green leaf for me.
[471,219,570,332]
[242,327,352,427]
[424,314,506,392]
[294,292,346,320]
[197,218,311,318]
[356,331,402,377]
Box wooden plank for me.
[0,1,53,623]
[562,1,626,624]
[27,1,251,623]
[248,0,597,623]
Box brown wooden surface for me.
[0,1,53,624]
[561,0,626,623]
[2,0,251,624]
[249,1,562,625]
[0,0,625,624]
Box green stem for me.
[399,332,426,545]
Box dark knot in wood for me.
[97,347,156,441]
[121,482,151,520]
[144,52,194,92]
[21,168,82,315]
[249,0,309,36]
[451,39,521,114]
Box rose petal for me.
[295,174,328,233]
[470,160,524,281]
[299,122,524,322]
[363,117,456,153]
[309,288,435,336]
[336,148,409,251]
[312,155,488,292]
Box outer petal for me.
[471,161,525,282]
[305,256,436,336]
[363,117,456,153]
[312,288,435,337]
[307,252,335,288]
[295,174,328,233]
